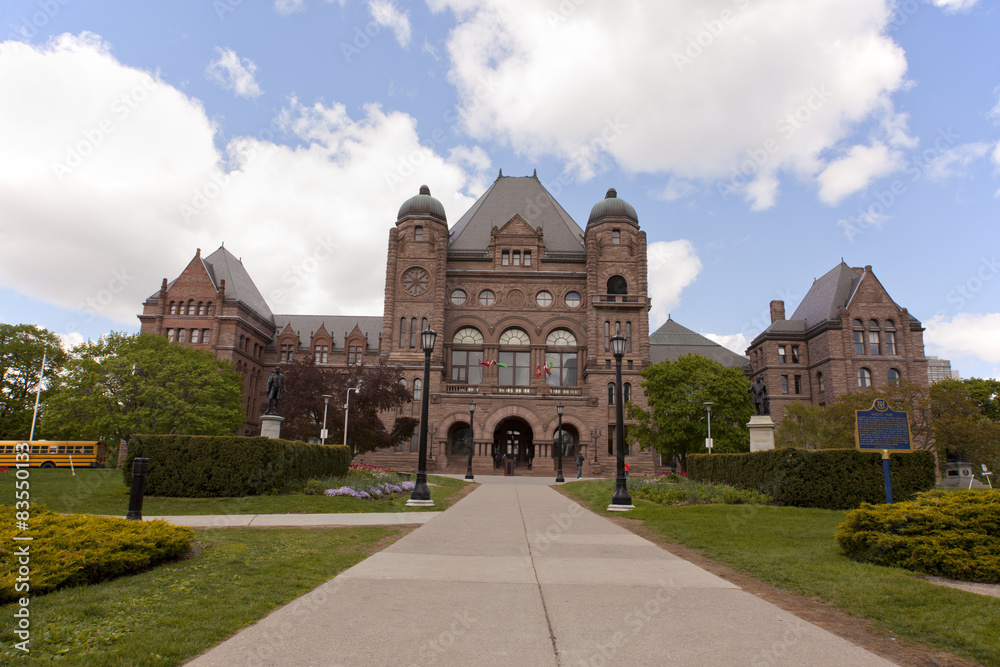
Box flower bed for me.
[627,474,771,506]
[310,464,415,501]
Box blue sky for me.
[1,0,998,379]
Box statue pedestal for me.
[747,415,776,452]
[260,414,284,439]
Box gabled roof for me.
[787,262,861,329]
[203,246,274,323]
[448,173,585,253]
[271,315,383,351]
[649,317,750,369]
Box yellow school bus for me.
[0,441,108,468]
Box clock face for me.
[402,267,429,295]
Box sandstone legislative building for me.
[140,173,661,476]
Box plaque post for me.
[881,449,893,504]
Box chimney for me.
[770,300,785,323]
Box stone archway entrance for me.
[492,417,534,469]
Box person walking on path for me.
[575,452,584,479]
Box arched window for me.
[169,301,176,315]
[499,328,530,386]
[198,302,205,316]
[887,368,901,385]
[499,328,530,346]
[410,318,417,348]
[545,329,578,387]
[607,275,627,295]
[604,321,610,351]
[177,302,185,316]
[413,378,422,400]
[626,321,632,353]
[178,329,186,343]
[400,318,407,347]
[857,368,872,388]
[624,382,631,404]
[187,299,194,315]
[868,319,879,329]
[166,328,174,342]
[853,319,865,355]
[608,382,615,404]
[451,327,484,385]
[817,371,824,392]
[206,302,214,316]
[884,322,897,355]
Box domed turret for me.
[587,188,638,227]
[397,185,447,224]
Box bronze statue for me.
[266,366,285,415]
[749,376,769,416]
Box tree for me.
[0,324,66,439]
[774,402,833,449]
[276,358,417,459]
[42,332,243,443]
[627,354,753,472]
[930,378,1000,477]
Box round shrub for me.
[835,490,1000,583]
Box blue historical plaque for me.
[855,399,912,451]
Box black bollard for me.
[126,457,150,521]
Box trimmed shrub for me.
[836,490,1000,583]
[122,435,350,497]
[0,504,193,603]
[628,477,771,506]
[687,447,935,509]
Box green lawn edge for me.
[562,479,1000,667]
[0,469,470,516]
[0,526,402,666]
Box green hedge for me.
[687,447,935,509]
[0,504,193,603]
[122,435,350,497]
[836,490,1000,582]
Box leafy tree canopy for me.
[930,378,1000,476]
[42,332,243,443]
[627,354,753,471]
[276,358,416,458]
[0,324,66,439]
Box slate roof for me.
[202,246,274,323]
[448,173,586,253]
[146,245,274,324]
[649,317,750,369]
[787,262,861,329]
[271,315,383,352]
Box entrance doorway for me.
[492,418,534,469]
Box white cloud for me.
[654,177,696,202]
[929,0,980,12]
[817,142,905,205]
[206,47,262,99]
[926,313,1000,364]
[368,0,411,48]
[57,331,84,351]
[923,142,991,182]
[0,33,481,328]
[646,240,702,327]
[428,0,909,209]
[275,0,307,15]
[704,332,749,356]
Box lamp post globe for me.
[466,401,476,481]
[407,327,437,507]
[555,403,565,483]
[608,333,633,510]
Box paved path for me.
[188,478,893,666]
[144,512,440,528]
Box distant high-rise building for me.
[926,356,960,384]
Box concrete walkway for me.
[188,477,893,666]
[144,512,441,528]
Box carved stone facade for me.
[746,263,928,427]
[139,174,661,475]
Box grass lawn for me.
[0,469,470,516]
[0,526,404,666]
[564,480,1000,667]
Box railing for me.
[446,384,480,393]
[592,294,647,306]
[549,387,582,396]
[491,386,536,395]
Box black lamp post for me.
[704,401,714,454]
[407,327,436,507]
[466,401,475,481]
[320,394,333,444]
[555,403,565,483]
[590,426,603,464]
[609,333,633,510]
